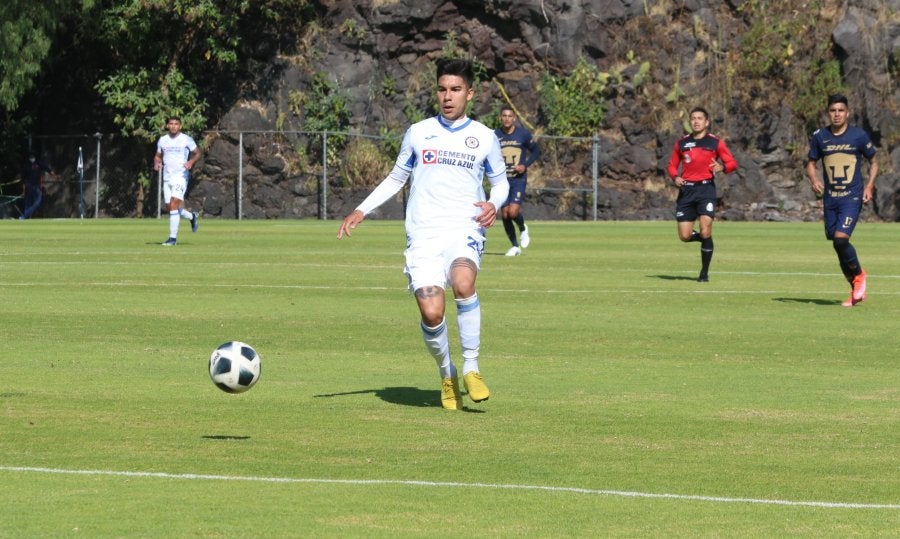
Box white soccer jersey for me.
[357,115,509,240]
[157,132,197,182]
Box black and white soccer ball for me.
[208,341,261,393]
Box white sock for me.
[169,211,180,238]
[180,208,193,219]
[456,294,481,375]
[421,319,455,379]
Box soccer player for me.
[337,58,509,410]
[666,107,738,282]
[806,94,878,307]
[495,106,540,256]
[154,116,200,245]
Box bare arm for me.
[806,160,824,196]
[863,158,878,203]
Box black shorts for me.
[675,181,716,222]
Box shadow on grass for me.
[773,297,843,306]
[315,387,486,413]
[202,435,251,440]
[650,274,700,281]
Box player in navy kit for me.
[806,94,878,307]
[338,59,509,410]
[495,106,540,256]
[666,107,738,282]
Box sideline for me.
[2,465,897,510]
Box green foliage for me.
[539,56,608,136]
[92,0,315,140]
[340,136,393,188]
[633,61,652,88]
[0,0,94,110]
[292,72,351,134]
[95,67,208,141]
[794,58,846,132]
[291,72,351,167]
[441,31,489,83]
[338,18,366,41]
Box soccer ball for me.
[208,341,261,393]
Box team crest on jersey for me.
[465,136,479,149]
[422,149,438,164]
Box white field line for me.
[1,466,897,510]
[3,281,900,297]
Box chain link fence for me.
[6,130,601,220]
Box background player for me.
[495,106,540,256]
[806,94,878,307]
[666,107,738,282]
[337,58,509,410]
[154,116,200,245]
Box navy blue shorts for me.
[675,181,716,222]
[823,194,862,239]
[504,177,526,207]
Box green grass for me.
[1,218,898,537]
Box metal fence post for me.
[592,134,599,221]
[94,133,102,218]
[321,131,327,220]
[238,131,243,220]
[157,167,162,218]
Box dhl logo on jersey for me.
[825,144,856,152]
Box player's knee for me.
[832,236,850,254]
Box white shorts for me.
[404,230,485,292]
[163,177,187,203]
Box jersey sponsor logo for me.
[423,149,478,169]
[825,144,855,152]
[465,136,479,149]
[422,149,438,164]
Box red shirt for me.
[667,133,737,181]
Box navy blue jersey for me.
[808,125,876,200]
[495,125,540,180]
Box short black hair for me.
[500,105,515,115]
[827,94,849,107]
[689,106,709,119]
[166,116,181,123]
[436,58,474,87]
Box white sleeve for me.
[485,134,509,209]
[356,165,410,216]
[486,171,509,210]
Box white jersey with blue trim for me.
[157,132,197,181]
[365,115,508,240]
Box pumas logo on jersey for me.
[422,149,438,164]
[465,136,479,149]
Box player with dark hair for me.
[806,94,878,307]
[666,107,738,282]
[495,106,540,256]
[338,58,509,410]
[154,116,200,246]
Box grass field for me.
[1,218,898,537]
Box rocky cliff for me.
[192,0,899,222]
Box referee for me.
[666,107,738,282]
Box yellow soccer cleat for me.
[441,377,462,410]
[463,371,490,403]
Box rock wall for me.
[189,0,899,222]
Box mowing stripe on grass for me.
[2,466,897,510]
